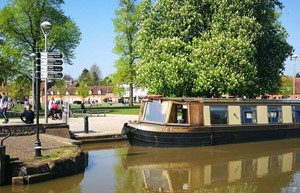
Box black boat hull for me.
[122,123,300,147]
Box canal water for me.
[1,139,300,193]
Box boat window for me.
[143,101,169,123]
[168,103,188,124]
[210,106,228,124]
[268,106,282,123]
[293,106,300,123]
[240,106,257,124]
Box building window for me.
[293,106,300,123]
[240,106,257,124]
[210,106,228,125]
[268,106,282,123]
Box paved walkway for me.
[0,114,138,161]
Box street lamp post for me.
[40,21,52,123]
[106,79,109,104]
[30,53,36,110]
[291,54,298,99]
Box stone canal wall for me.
[0,123,69,136]
[0,123,89,185]
[11,151,88,184]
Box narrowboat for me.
[121,96,300,147]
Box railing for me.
[1,128,11,146]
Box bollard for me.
[0,128,11,185]
[0,146,5,185]
[62,102,69,124]
[84,116,89,133]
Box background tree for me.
[0,0,81,102]
[52,79,66,103]
[78,68,91,84]
[113,0,151,106]
[89,64,102,85]
[63,74,74,82]
[75,81,89,102]
[279,76,293,98]
[101,75,113,86]
[113,86,126,100]
[135,0,292,97]
[8,75,31,100]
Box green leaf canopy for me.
[135,0,293,97]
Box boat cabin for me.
[138,97,300,127]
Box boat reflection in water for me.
[122,139,300,192]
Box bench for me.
[88,110,110,117]
[70,109,110,117]
[7,110,23,117]
[70,109,89,118]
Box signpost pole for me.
[35,45,42,158]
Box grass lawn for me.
[8,103,141,118]
[85,106,140,115]
[70,103,141,115]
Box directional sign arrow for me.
[47,52,64,59]
[41,52,64,59]
[47,66,63,72]
[48,72,64,79]
[47,59,63,65]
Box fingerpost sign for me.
[41,52,64,79]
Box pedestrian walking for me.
[0,91,9,123]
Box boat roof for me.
[144,97,300,105]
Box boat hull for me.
[122,123,300,147]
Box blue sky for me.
[0,0,299,79]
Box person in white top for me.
[48,97,55,111]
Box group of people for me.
[0,91,34,124]
[48,97,62,120]
[0,94,64,124]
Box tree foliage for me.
[75,81,89,102]
[78,65,102,86]
[8,75,31,100]
[135,0,292,97]
[78,68,91,83]
[279,76,292,98]
[89,64,102,85]
[52,79,66,100]
[0,0,81,82]
[113,0,151,105]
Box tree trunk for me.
[128,83,134,106]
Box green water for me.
[1,139,300,193]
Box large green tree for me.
[135,0,292,97]
[0,0,81,99]
[113,0,151,106]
